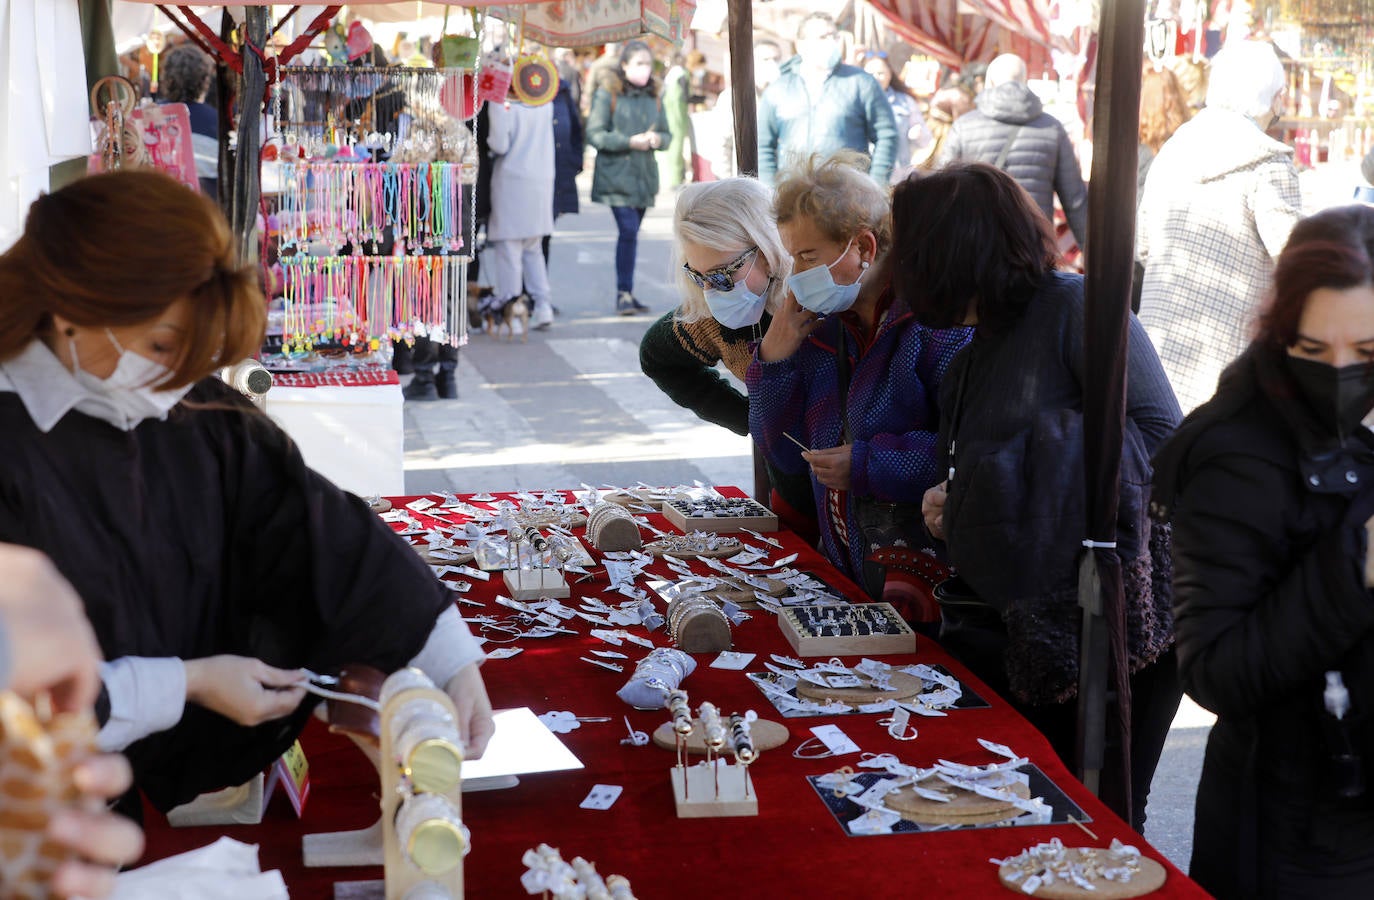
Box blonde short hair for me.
[773,150,891,255]
[673,178,791,325]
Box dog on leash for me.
[480,293,532,343]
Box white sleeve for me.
[408,606,486,690]
[97,657,187,752]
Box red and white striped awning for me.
[862,0,999,69]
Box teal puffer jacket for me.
[587,79,671,209]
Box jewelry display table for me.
[135,488,1207,900]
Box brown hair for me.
[1139,65,1190,152]
[1258,205,1374,348]
[891,163,1058,332]
[0,170,265,389]
[773,150,892,254]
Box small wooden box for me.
[778,603,917,657]
[662,497,779,534]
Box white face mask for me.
[797,37,841,72]
[786,238,868,315]
[703,255,770,329]
[70,329,192,429]
[755,59,781,87]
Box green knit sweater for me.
[638,309,767,436]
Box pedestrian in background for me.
[660,52,693,190]
[157,43,218,197]
[937,53,1089,251]
[587,40,671,316]
[486,83,557,332]
[861,51,933,183]
[1136,40,1299,413]
[757,13,897,185]
[1153,204,1374,897]
[547,58,584,274]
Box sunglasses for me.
[682,247,758,292]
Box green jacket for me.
[587,80,671,209]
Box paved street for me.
[401,175,1210,873]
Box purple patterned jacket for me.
[745,293,971,580]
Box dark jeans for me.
[611,206,646,293]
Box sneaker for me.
[630,297,651,313]
[616,291,638,316]
[531,301,554,330]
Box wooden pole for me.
[1076,0,1146,824]
[727,0,757,177]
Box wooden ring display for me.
[794,670,924,706]
[651,718,789,755]
[996,851,1167,898]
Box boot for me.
[391,340,415,375]
[436,346,459,399]
[404,367,439,401]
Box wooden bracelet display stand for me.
[376,682,465,900]
[665,696,758,819]
[503,566,570,601]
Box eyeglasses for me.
[682,247,758,292]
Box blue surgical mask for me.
[703,255,770,329]
[786,238,867,315]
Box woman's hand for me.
[759,293,823,363]
[0,545,102,712]
[802,445,853,490]
[628,132,657,151]
[184,656,307,727]
[922,481,948,540]
[48,754,144,898]
[444,662,496,759]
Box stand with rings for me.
[502,524,571,601]
[665,691,759,818]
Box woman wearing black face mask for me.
[1152,204,1374,898]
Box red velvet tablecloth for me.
[139,490,1208,899]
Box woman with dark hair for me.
[1151,204,1374,897]
[748,151,969,614]
[587,40,671,315]
[912,163,1182,830]
[0,171,493,811]
[862,53,933,180]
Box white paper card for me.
[810,724,860,756]
[710,651,757,670]
[579,784,624,810]
[461,708,584,780]
[485,648,524,660]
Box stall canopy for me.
[350,1,695,47]
[861,0,1093,71]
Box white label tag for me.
[485,648,524,660]
[710,651,757,670]
[852,777,900,809]
[810,724,860,756]
[579,784,623,810]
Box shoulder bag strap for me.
[993,125,1025,170]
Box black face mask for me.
[1286,354,1374,440]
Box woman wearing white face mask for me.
[587,40,672,316]
[639,178,816,541]
[0,171,494,812]
[746,151,971,615]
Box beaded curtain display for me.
[264,50,486,363]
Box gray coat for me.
[937,83,1089,248]
[486,100,555,241]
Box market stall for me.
[136,487,1207,899]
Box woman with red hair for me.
[1153,204,1374,896]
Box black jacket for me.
[552,78,583,218]
[937,82,1088,248]
[1154,346,1374,897]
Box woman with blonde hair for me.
[640,177,816,536]
[747,151,971,612]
